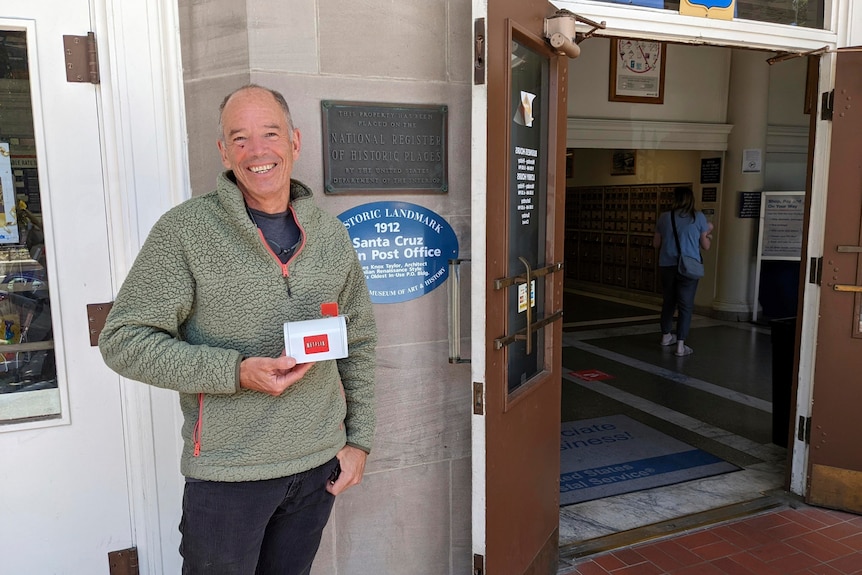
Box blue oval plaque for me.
[338,201,459,304]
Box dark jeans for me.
[659,266,699,341]
[180,457,339,575]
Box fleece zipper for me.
[253,207,307,295]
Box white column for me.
[713,49,769,320]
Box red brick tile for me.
[748,541,800,563]
[727,522,779,546]
[767,520,816,541]
[571,561,611,575]
[798,508,856,527]
[561,505,862,575]
[826,551,862,574]
[674,529,725,551]
[615,562,663,575]
[635,543,686,572]
[803,563,846,575]
[690,540,740,561]
[710,525,762,551]
[820,522,862,542]
[710,557,759,575]
[593,552,626,571]
[668,563,724,575]
[745,512,794,531]
[611,548,648,567]
[651,540,703,566]
[783,509,834,530]
[786,531,857,562]
[766,550,822,573]
[837,532,862,552]
[727,551,787,575]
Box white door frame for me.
[93,0,189,572]
[469,0,488,556]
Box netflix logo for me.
[285,316,348,363]
[304,334,331,354]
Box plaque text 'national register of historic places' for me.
[321,101,448,194]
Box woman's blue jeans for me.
[179,457,339,575]
[659,266,699,341]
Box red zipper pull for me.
[321,302,338,317]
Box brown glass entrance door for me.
[807,49,862,513]
[474,0,567,573]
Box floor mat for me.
[560,414,739,506]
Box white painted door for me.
[0,1,134,573]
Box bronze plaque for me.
[322,101,447,194]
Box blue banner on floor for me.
[560,414,739,506]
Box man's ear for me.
[291,129,302,160]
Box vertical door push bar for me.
[448,259,471,363]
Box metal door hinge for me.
[809,256,822,286]
[87,302,114,346]
[798,416,811,444]
[473,553,485,575]
[473,382,484,415]
[821,90,834,121]
[474,19,485,85]
[108,547,138,575]
[64,32,100,84]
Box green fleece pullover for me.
[99,173,376,482]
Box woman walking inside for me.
[653,186,713,357]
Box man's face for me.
[217,88,301,210]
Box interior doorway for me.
[555,40,810,562]
[557,288,788,557]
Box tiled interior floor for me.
[557,288,813,572]
[563,504,862,574]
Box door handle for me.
[832,284,862,292]
[493,257,564,353]
[519,257,533,355]
[447,258,471,364]
[494,261,563,290]
[836,246,862,253]
[494,311,563,351]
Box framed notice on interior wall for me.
[611,150,636,176]
[609,39,666,104]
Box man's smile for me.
[249,163,276,174]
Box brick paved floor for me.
[565,504,862,574]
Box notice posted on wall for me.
[513,145,537,227]
[338,201,459,304]
[760,192,804,259]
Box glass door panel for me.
[506,39,549,394]
[0,29,57,423]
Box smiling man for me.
[99,84,377,575]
